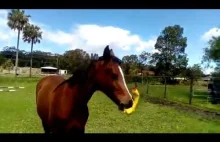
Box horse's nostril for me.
[119,100,133,110]
[128,100,133,108]
[118,103,124,111]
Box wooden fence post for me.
[146,76,149,94]
[189,78,194,105]
[141,73,144,84]
[164,76,167,98]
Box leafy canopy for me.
[151,25,188,76]
[23,23,42,44]
[7,9,30,31]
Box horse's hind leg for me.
[42,121,50,134]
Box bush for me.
[179,80,190,86]
[125,75,143,84]
[148,77,162,85]
[0,66,3,72]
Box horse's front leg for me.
[67,126,85,134]
[41,121,51,134]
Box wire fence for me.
[125,75,220,111]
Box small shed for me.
[202,76,211,82]
[59,69,68,75]
[41,66,58,75]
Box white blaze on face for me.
[118,66,133,100]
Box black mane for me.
[67,55,122,86]
[67,60,94,86]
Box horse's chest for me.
[69,108,89,128]
[50,106,89,130]
[50,85,89,130]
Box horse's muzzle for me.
[118,100,133,111]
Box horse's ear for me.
[103,45,111,59]
[110,49,115,56]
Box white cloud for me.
[0,10,20,47]
[0,10,7,27]
[43,24,157,55]
[152,48,160,53]
[0,9,157,57]
[203,67,214,75]
[135,38,156,52]
[201,27,220,41]
[29,19,48,29]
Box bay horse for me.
[36,45,133,134]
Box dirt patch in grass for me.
[145,95,220,120]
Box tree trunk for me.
[56,58,59,68]
[15,29,21,77]
[189,78,194,105]
[29,40,34,78]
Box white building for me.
[40,66,58,76]
[59,69,67,75]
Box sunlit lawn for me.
[0,76,220,133]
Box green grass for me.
[0,76,220,133]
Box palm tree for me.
[7,9,30,76]
[23,23,42,77]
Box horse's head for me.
[91,45,133,111]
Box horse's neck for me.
[72,78,96,107]
[81,66,98,104]
[73,65,97,107]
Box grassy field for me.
[138,84,220,112]
[0,76,220,133]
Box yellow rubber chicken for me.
[123,86,140,115]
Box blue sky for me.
[0,9,220,74]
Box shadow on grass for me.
[144,95,220,120]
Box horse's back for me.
[36,75,65,122]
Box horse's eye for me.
[112,73,118,80]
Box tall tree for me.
[2,59,14,74]
[59,49,90,73]
[137,51,151,74]
[202,36,220,69]
[122,55,138,75]
[0,46,16,60]
[0,54,6,66]
[7,9,30,76]
[212,68,220,77]
[151,25,188,77]
[22,23,42,77]
[185,64,203,80]
[0,47,62,69]
[0,46,29,67]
